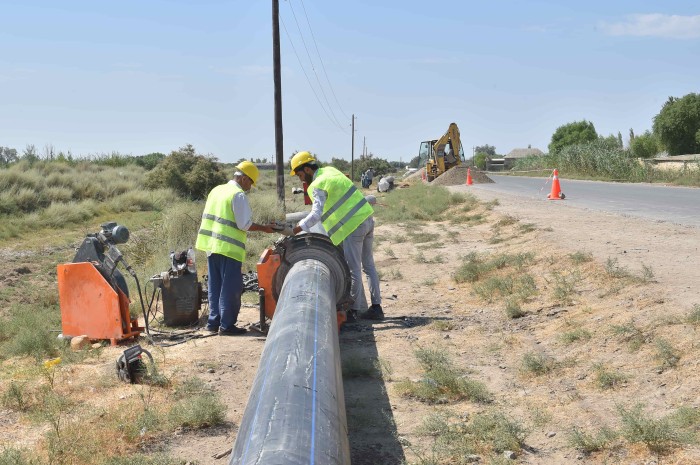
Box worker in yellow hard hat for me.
[288,151,383,321]
[195,161,277,335]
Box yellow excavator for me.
[419,122,464,181]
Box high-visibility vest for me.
[195,183,247,262]
[309,167,373,245]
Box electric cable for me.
[297,0,350,120]
[280,17,349,134]
[287,0,346,131]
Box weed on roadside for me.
[408,232,433,244]
[593,364,626,390]
[687,304,700,324]
[639,263,655,283]
[505,300,526,319]
[551,270,580,305]
[520,352,555,376]
[494,215,518,228]
[568,426,617,454]
[412,410,526,463]
[432,320,455,331]
[342,355,382,379]
[654,338,680,371]
[610,321,646,351]
[103,454,188,465]
[395,348,491,404]
[518,223,537,234]
[618,404,695,453]
[569,251,593,264]
[605,257,631,279]
[560,327,591,344]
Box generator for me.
[148,248,203,327]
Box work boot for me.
[219,326,247,336]
[360,304,384,321]
[345,309,358,323]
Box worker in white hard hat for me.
[288,151,383,321]
[195,161,278,335]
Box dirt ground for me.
[2,182,700,464]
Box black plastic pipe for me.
[229,258,350,465]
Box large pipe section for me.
[229,257,350,465]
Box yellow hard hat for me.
[289,151,316,175]
[236,161,259,186]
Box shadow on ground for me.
[340,322,407,465]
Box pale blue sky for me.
[1,1,698,163]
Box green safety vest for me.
[195,183,247,262]
[309,167,373,246]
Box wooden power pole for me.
[272,0,285,208]
[351,114,355,181]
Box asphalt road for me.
[470,174,700,228]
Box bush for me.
[630,130,661,158]
[145,145,227,199]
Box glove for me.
[279,225,295,236]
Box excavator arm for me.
[424,122,464,181]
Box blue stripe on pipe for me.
[309,262,321,464]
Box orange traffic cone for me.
[466,167,473,185]
[547,169,565,200]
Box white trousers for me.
[342,216,381,312]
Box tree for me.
[408,155,421,168]
[653,93,700,155]
[145,144,227,199]
[473,153,487,169]
[136,152,166,170]
[0,146,18,165]
[629,130,660,159]
[548,120,598,154]
[352,154,392,182]
[475,145,496,157]
[329,157,350,173]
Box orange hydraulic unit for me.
[254,234,352,334]
[57,262,143,346]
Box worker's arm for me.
[233,192,275,234]
[293,188,326,234]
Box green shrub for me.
[0,448,36,465]
[505,300,526,319]
[618,404,694,453]
[568,426,617,453]
[520,352,554,376]
[654,339,680,370]
[569,251,593,264]
[396,348,491,404]
[561,328,591,344]
[593,364,626,390]
[167,394,225,428]
[103,454,187,465]
[610,322,646,351]
[687,304,700,324]
[145,145,227,200]
[342,355,382,379]
[37,200,101,228]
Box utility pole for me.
[351,114,355,181]
[272,0,285,208]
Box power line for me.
[286,0,347,131]
[297,0,350,121]
[280,17,347,133]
